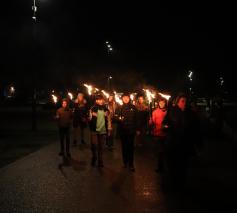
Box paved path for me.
[0,135,236,213]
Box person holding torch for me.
[73,92,88,145]
[135,94,149,147]
[56,99,73,158]
[89,94,110,168]
[149,97,168,173]
[115,92,138,172]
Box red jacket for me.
[149,108,167,137]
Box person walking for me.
[56,99,73,157]
[116,92,138,172]
[89,95,110,167]
[149,98,168,173]
[73,92,88,145]
[135,94,149,147]
[106,94,116,151]
[163,93,198,189]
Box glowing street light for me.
[32,0,37,21]
[220,77,224,86]
[105,40,114,54]
[188,70,193,81]
[107,76,113,91]
[10,86,15,94]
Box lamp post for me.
[105,41,113,55]
[31,0,38,131]
[107,76,112,91]
[188,70,194,96]
[219,76,225,98]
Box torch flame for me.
[52,94,58,104]
[84,84,93,96]
[102,90,109,99]
[159,93,171,101]
[130,94,134,101]
[10,86,15,93]
[114,91,123,105]
[143,89,155,103]
[68,92,73,100]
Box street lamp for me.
[219,77,224,87]
[32,0,37,21]
[188,70,194,95]
[188,70,193,81]
[31,0,38,131]
[108,76,112,91]
[105,41,114,55]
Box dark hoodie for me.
[116,103,138,135]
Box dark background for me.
[0,1,236,96]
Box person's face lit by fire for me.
[138,96,144,104]
[62,100,68,108]
[97,98,104,106]
[78,94,84,102]
[177,97,187,111]
[122,96,130,104]
[158,100,166,109]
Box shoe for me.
[67,153,71,158]
[81,139,86,144]
[73,140,77,146]
[59,152,64,156]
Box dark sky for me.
[0,1,236,95]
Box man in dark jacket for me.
[56,99,73,157]
[89,95,110,167]
[115,92,138,172]
[163,94,198,188]
[73,93,88,145]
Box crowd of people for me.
[55,90,204,187]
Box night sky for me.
[0,1,236,96]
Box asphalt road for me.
[0,134,237,213]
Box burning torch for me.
[52,94,58,104]
[84,84,93,96]
[114,91,123,106]
[102,90,109,99]
[68,92,73,100]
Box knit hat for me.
[121,91,130,98]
